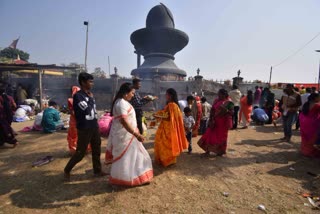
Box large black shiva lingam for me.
[130,3,189,81]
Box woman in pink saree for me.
[299,93,320,158]
[105,83,153,186]
[198,89,234,156]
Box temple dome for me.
[146,4,175,29]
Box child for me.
[183,107,195,154]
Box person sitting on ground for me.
[183,107,195,154]
[272,100,282,127]
[251,106,269,125]
[13,103,35,122]
[41,100,64,133]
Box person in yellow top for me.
[154,88,188,167]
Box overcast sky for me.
[1,0,320,83]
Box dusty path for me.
[1,121,320,213]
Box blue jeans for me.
[186,131,192,152]
[282,112,297,138]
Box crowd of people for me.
[1,73,320,187]
[0,80,67,148]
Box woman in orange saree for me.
[239,90,253,129]
[154,88,188,167]
[67,86,91,155]
[197,89,234,156]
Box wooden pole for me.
[108,56,110,76]
[38,69,43,110]
[84,22,89,72]
[268,66,273,87]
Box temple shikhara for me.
[130,4,189,81]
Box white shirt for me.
[178,100,188,112]
[229,89,242,106]
[183,115,195,132]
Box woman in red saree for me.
[154,88,188,167]
[197,89,234,156]
[299,93,320,158]
[67,86,91,155]
[191,96,202,137]
[239,90,253,129]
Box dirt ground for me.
[1,119,320,214]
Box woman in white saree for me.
[105,83,153,186]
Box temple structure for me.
[130,3,189,81]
